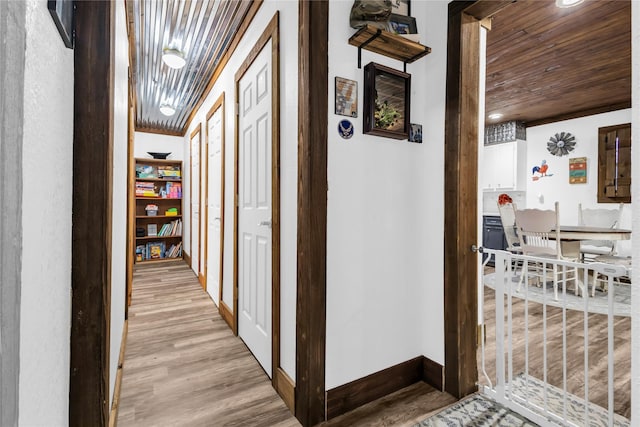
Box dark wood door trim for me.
[296,1,328,425]
[232,12,286,405]
[205,93,226,310]
[70,2,113,425]
[443,2,481,399]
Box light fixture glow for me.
[488,113,503,120]
[159,104,176,116]
[555,0,584,8]
[162,48,186,69]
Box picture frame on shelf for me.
[390,0,410,16]
[335,77,358,118]
[363,62,411,140]
[387,13,417,35]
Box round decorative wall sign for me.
[338,119,354,139]
[547,132,576,157]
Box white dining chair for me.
[514,202,578,300]
[497,202,521,254]
[577,203,623,260]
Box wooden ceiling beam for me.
[525,102,631,128]
[464,0,516,21]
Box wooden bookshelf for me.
[134,158,184,263]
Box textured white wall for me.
[526,109,633,255]
[134,131,185,160]
[630,2,639,425]
[325,0,448,388]
[19,1,74,424]
[182,0,299,380]
[110,0,129,407]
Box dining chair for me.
[497,202,521,253]
[577,203,623,260]
[514,202,578,300]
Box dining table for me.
[552,225,631,259]
[552,225,632,296]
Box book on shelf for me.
[135,164,156,178]
[158,165,181,179]
[147,224,158,236]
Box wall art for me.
[409,123,422,143]
[47,0,74,49]
[569,157,587,184]
[335,77,358,118]
[363,62,410,140]
[531,159,553,181]
[547,132,576,156]
[391,0,410,16]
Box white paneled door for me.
[190,129,200,279]
[207,105,223,305]
[238,41,272,377]
[199,125,208,287]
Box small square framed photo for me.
[409,123,422,143]
[390,0,410,16]
[387,13,417,35]
[335,77,358,118]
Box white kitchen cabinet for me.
[481,139,527,191]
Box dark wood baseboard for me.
[274,367,295,414]
[219,300,234,332]
[183,252,191,268]
[325,356,444,420]
[109,320,128,427]
[422,356,444,391]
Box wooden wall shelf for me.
[348,25,431,69]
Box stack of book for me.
[158,165,181,180]
[136,182,157,197]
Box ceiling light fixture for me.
[162,48,186,69]
[159,104,176,117]
[488,113,503,121]
[555,0,584,8]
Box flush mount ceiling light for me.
[556,0,584,8]
[162,48,186,69]
[159,104,176,116]
[488,113,503,121]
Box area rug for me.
[483,273,630,317]
[412,394,537,426]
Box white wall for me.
[110,0,129,407]
[526,109,632,255]
[19,1,74,424]
[630,2,639,424]
[325,0,448,388]
[182,0,299,380]
[134,131,185,160]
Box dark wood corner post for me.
[443,2,480,399]
[296,1,329,426]
[70,2,113,426]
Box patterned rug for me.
[413,394,537,426]
[483,273,630,317]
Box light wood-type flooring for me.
[480,285,631,420]
[117,261,457,427]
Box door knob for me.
[258,220,272,228]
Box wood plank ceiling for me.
[126,0,252,135]
[485,0,631,127]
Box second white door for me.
[207,106,223,305]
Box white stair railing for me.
[480,248,629,426]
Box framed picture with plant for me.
[363,62,411,139]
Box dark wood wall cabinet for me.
[598,123,631,203]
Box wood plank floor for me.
[117,261,457,426]
[117,261,298,426]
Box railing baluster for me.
[582,265,590,426]
[608,273,615,426]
